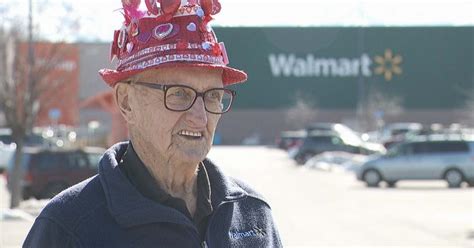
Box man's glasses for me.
[130,81,236,114]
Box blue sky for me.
[1,0,472,42]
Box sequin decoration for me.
[117,28,127,49]
[202,41,212,50]
[153,23,174,40]
[126,42,134,53]
[131,21,139,36]
[187,22,197,32]
[196,7,204,18]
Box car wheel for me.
[42,183,68,199]
[444,169,463,188]
[363,170,381,187]
[386,181,397,188]
[296,152,314,165]
[295,155,305,165]
[303,152,315,164]
[22,190,31,200]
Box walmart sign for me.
[269,53,372,78]
[268,49,403,81]
[214,27,472,109]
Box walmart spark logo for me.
[374,49,403,81]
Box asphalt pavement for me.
[1,146,473,247]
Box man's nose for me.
[185,96,207,127]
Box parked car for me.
[306,122,362,141]
[357,135,474,188]
[305,151,369,172]
[276,130,306,150]
[290,131,385,165]
[0,142,15,174]
[6,146,105,199]
[0,128,45,146]
[364,122,423,145]
[0,128,14,145]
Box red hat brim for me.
[99,62,247,87]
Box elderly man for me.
[24,0,282,247]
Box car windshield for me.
[385,143,404,157]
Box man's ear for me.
[115,83,135,124]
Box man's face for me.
[125,66,223,164]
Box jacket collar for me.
[98,142,248,228]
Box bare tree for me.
[0,27,72,208]
[285,91,318,130]
[462,89,474,127]
[365,89,404,131]
[0,0,81,208]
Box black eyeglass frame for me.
[129,81,237,114]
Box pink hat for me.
[99,0,247,87]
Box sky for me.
[0,0,473,42]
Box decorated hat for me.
[99,0,247,87]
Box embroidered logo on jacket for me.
[229,226,266,239]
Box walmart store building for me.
[79,26,473,144]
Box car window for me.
[0,135,13,144]
[412,142,432,154]
[412,141,469,154]
[436,141,469,152]
[344,145,361,153]
[331,137,343,145]
[65,152,89,169]
[387,143,413,157]
[308,136,333,144]
[31,152,62,170]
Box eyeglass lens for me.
[165,86,233,113]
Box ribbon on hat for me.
[201,0,221,15]
[121,0,145,25]
[145,0,160,15]
[122,0,180,24]
[122,0,221,22]
[155,0,181,23]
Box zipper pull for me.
[201,241,208,248]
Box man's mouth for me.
[178,130,203,140]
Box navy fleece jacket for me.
[23,142,283,247]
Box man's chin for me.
[177,147,208,162]
[172,138,210,161]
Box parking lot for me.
[1,146,473,247]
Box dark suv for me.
[7,147,105,199]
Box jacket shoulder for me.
[25,176,107,247]
[37,175,107,229]
[229,176,271,209]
